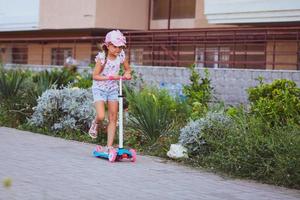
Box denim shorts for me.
[92,87,119,102]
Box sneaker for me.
[107,146,115,153]
[95,145,105,152]
[88,120,99,139]
[95,146,114,153]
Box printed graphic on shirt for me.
[92,50,126,91]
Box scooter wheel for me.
[129,149,137,162]
[108,149,117,162]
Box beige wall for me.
[74,43,92,65]
[39,0,240,30]
[39,0,236,31]
[39,0,97,29]
[28,44,43,64]
[95,0,149,30]
[40,0,149,30]
[266,42,298,70]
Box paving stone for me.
[1,127,299,200]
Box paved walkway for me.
[0,127,299,200]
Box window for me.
[152,0,195,20]
[51,48,72,65]
[171,0,195,19]
[12,47,28,64]
[195,47,230,68]
[153,0,169,20]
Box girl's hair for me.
[100,43,108,66]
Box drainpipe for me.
[168,0,172,30]
[148,0,151,30]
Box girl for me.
[89,30,132,152]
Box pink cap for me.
[104,30,126,47]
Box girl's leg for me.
[107,100,118,147]
[94,101,105,123]
[89,101,105,138]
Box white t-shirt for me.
[92,50,126,91]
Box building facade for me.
[0,0,299,70]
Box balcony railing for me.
[0,26,300,70]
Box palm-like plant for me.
[0,68,27,126]
[0,69,25,101]
[125,87,176,143]
[31,68,76,97]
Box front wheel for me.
[108,149,117,162]
[129,149,137,162]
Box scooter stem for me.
[118,78,124,148]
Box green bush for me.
[0,67,81,127]
[196,109,300,189]
[179,111,233,156]
[0,69,25,99]
[247,79,300,126]
[125,86,187,144]
[0,68,29,126]
[28,87,95,133]
[71,73,92,89]
[32,68,76,96]
[183,65,213,119]
[124,128,146,152]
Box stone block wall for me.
[4,64,300,105]
[133,66,300,105]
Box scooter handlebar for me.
[108,76,131,80]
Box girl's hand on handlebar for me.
[123,72,131,80]
[108,75,121,80]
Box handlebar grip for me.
[108,76,114,80]
[108,76,131,80]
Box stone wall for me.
[4,64,300,105]
[133,66,300,105]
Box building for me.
[0,0,300,70]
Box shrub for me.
[0,67,79,127]
[183,65,213,119]
[0,68,29,126]
[179,111,233,155]
[124,69,144,92]
[195,108,300,189]
[71,72,92,89]
[28,87,95,133]
[32,68,76,96]
[0,68,25,100]
[247,79,300,126]
[179,119,206,154]
[125,86,186,144]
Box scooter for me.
[93,77,137,162]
